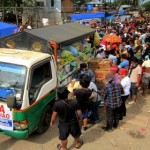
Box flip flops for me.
[57,144,62,150]
[57,139,84,149]
[75,139,84,149]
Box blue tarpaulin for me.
[0,22,18,38]
[70,12,106,21]
[118,10,126,15]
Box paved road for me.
[0,93,150,150]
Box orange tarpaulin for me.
[49,41,59,59]
[103,34,122,43]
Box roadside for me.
[0,91,150,150]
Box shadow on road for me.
[0,121,59,149]
[0,137,17,150]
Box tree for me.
[142,1,150,10]
[0,0,36,7]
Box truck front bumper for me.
[0,129,28,139]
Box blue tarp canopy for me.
[70,12,105,21]
[106,15,115,20]
[0,22,18,38]
[118,10,126,15]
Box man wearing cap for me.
[118,68,131,120]
[141,55,150,96]
[110,65,120,84]
[101,73,124,131]
[128,57,142,104]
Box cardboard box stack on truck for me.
[0,22,97,138]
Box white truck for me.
[0,22,96,138]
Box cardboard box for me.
[89,67,97,72]
[95,69,110,76]
[96,78,106,86]
[98,59,112,69]
[88,57,102,68]
[94,70,106,79]
[97,68,111,72]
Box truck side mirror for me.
[7,96,17,109]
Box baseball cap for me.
[110,65,118,72]
[119,68,128,75]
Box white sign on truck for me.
[0,104,13,131]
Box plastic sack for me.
[80,54,90,62]
[60,50,73,58]
[94,31,100,46]
[63,45,78,56]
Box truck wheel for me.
[36,105,52,134]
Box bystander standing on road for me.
[50,86,83,150]
[142,55,150,96]
[73,74,92,131]
[118,68,131,120]
[101,73,124,131]
[128,57,142,104]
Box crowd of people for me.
[50,14,150,150]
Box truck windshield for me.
[0,62,26,101]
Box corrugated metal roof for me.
[25,22,95,46]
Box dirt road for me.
[0,92,150,150]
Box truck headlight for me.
[13,120,28,130]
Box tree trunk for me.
[15,7,19,26]
[116,1,122,14]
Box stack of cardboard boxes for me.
[88,58,112,85]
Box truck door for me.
[27,58,57,133]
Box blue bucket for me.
[86,4,93,11]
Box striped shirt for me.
[102,80,124,108]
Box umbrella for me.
[103,34,122,43]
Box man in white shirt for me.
[118,68,131,120]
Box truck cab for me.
[0,48,57,138]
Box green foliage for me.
[0,0,35,7]
[0,0,18,6]
[23,0,36,6]
[143,1,150,10]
